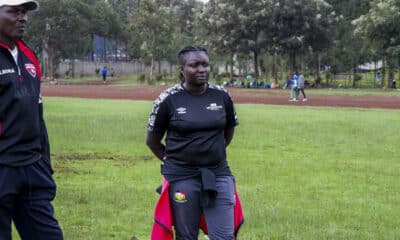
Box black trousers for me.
[0,158,63,240]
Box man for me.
[289,71,298,102]
[0,1,63,239]
[296,72,307,101]
[101,66,108,83]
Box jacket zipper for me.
[18,66,22,81]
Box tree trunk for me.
[253,50,259,78]
[289,51,296,76]
[149,57,154,84]
[48,48,57,82]
[103,37,106,61]
[300,54,304,73]
[388,57,395,88]
[158,59,161,75]
[71,59,75,78]
[229,51,234,81]
[381,59,386,88]
[272,52,277,84]
[374,60,377,87]
[91,34,95,61]
[125,41,129,61]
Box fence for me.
[56,59,176,77]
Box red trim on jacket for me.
[16,40,42,80]
[0,42,10,49]
[151,178,244,240]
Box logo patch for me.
[176,107,187,114]
[206,103,223,111]
[25,64,36,78]
[174,191,187,203]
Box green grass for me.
[61,75,102,84]
[63,72,180,87]
[12,97,400,239]
[112,73,179,87]
[228,87,400,97]
[303,88,400,96]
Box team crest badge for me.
[25,64,36,78]
[174,191,187,203]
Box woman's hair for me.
[178,45,208,82]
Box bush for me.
[155,74,163,82]
[95,68,100,75]
[211,68,219,79]
[325,71,331,81]
[353,73,362,81]
[215,74,223,85]
[162,69,168,79]
[147,78,155,85]
[64,69,71,78]
[138,73,146,83]
[219,72,230,78]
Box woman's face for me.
[182,51,210,86]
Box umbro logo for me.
[206,103,222,111]
[176,107,187,114]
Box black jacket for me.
[0,40,50,167]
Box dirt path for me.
[42,84,400,110]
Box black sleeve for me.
[39,95,51,163]
[224,91,239,128]
[147,96,170,133]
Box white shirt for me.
[9,47,18,65]
[8,47,21,75]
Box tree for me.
[26,0,92,80]
[270,0,333,75]
[130,0,175,82]
[199,0,243,80]
[323,0,371,87]
[25,0,125,80]
[237,0,274,78]
[354,0,400,87]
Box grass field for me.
[229,87,400,97]
[12,97,400,240]
[302,88,400,96]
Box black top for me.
[148,83,239,176]
[0,41,49,167]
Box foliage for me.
[323,0,371,73]
[129,0,176,81]
[25,0,125,80]
[22,0,400,87]
[155,74,163,82]
[138,73,147,83]
[353,0,400,86]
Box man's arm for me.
[39,95,51,162]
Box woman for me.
[147,46,243,240]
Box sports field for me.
[13,89,400,239]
